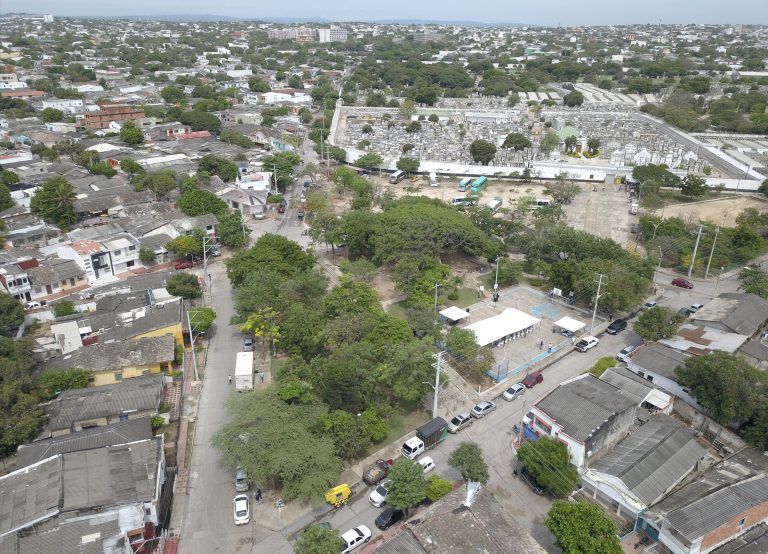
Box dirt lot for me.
[660,195,768,227]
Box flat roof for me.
[463,308,540,347]
[440,306,470,322]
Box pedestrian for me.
[539,339,544,350]
[259,371,265,383]
[513,469,519,476]
[547,342,552,353]
[228,374,232,384]
[255,488,262,504]
[609,313,613,321]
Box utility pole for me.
[590,273,604,331]
[424,352,444,419]
[494,257,500,291]
[432,283,442,321]
[713,267,724,298]
[688,224,705,278]
[201,235,212,306]
[656,246,663,285]
[704,226,719,280]
[186,306,199,382]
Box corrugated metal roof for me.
[0,457,61,538]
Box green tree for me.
[738,267,768,298]
[386,458,427,514]
[0,182,13,211]
[539,130,560,155]
[469,139,497,165]
[680,174,707,197]
[212,389,342,501]
[545,175,580,204]
[587,137,600,155]
[217,211,249,248]
[759,178,768,198]
[132,170,177,200]
[177,187,228,217]
[167,235,203,259]
[355,152,384,171]
[517,436,579,497]
[0,337,45,458]
[448,442,490,483]
[294,525,344,554]
[396,157,420,175]
[1,169,20,186]
[0,293,24,332]
[198,154,238,182]
[424,474,453,502]
[220,129,255,149]
[545,500,622,554]
[502,132,532,151]
[166,272,202,299]
[675,351,767,424]
[633,306,683,341]
[189,307,216,333]
[331,166,359,194]
[52,300,77,318]
[399,99,416,118]
[317,409,375,460]
[563,90,585,107]
[35,368,89,401]
[120,158,145,176]
[30,176,77,229]
[226,233,316,288]
[493,259,524,287]
[139,247,156,265]
[248,76,271,93]
[263,151,301,190]
[119,120,144,145]
[160,85,186,104]
[40,107,63,122]
[178,111,221,133]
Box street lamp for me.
[494,257,500,291]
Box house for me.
[626,343,697,406]
[580,415,706,520]
[218,186,267,219]
[599,366,673,412]
[26,257,88,301]
[529,374,638,468]
[55,239,115,284]
[0,436,169,551]
[372,485,546,553]
[16,416,153,467]
[42,374,165,436]
[81,104,145,130]
[44,334,175,386]
[690,293,768,337]
[659,324,750,355]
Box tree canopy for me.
[30,176,77,229]
[0,294,25,333]
[294,525,343,554]
[469,139,497,165]
[517,436,579,497]
[545,500,622,554]
[633,306,684,342]
[386,458,427,513]
[166,271,202,299]
[448,441,490,483]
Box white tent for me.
[440,306,470,323]
[464,308,541,347]
[554,316,585,333]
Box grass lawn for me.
[379,410,430,452]
[440,287,479,309]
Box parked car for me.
[522,371,543,388]
[672,277,694,289]
[606,318,627,334]
[502,383,526,401]
[678,307,692,318]
[277,203,286,214]
[643,301,658,310]
[233,494,250,525]
[368,479,391,508]
[375,507,405,531]
[362,459,393,486]
[520,467,546,495]
[235,467,249,492]
[616,345,637,363]
[174,260,193,270]
[209,247,221,257]
[417,456,436,474]
[243,336,254,352]
[523,411,534,426]
[447,412,473,434]
[471,400,497,419]
[690,303,704,313]
[574,336,600,352]
[340,525,371,553]
[25,301,42,310]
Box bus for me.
[389,170,406,184]
[470,176,488,193]
[458,177,472,192]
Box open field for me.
[660,195,768,226]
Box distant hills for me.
[0,12,526,26]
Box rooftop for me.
[599,366,658,404]
[45,334,175,374]
[535,374,637,442]
[691,293,768,336]
[0,457,61,539]
[659,324,749,355]
[628,343,689,380]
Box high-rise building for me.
[317,26,348,43]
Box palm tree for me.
[30,176,77,229]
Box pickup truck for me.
[362,459,394,486]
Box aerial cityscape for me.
[1,7,768,554]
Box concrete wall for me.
[584,406,638,462]
[700,501,768,553]
[672,397,746,453]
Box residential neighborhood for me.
[1,6,768,554]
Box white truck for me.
[629,203,639,215]
[235,351,254,391]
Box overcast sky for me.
[2,0,766,26]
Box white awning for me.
[644,389,672,410]
[554,316,585,333]
[464,308,540,347]
[440,306,470,322]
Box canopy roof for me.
[440,306,470,322]
[554,316,585,333]
[464,308,540,347]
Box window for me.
[645,374,654,382]
[128,245,136,251]
[535,418,553,435]
[114,372,123,382]
[738,517,746,530]
[114,249,121,256]
[141,369,150,375]
[126,260,135,268]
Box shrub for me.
[425,474,453,501]
[588,356,616,377]
[53,300,77,318]
[528,278,546,287]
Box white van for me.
[531,198,551,210]
[389,170,405,184]
[486,198,502,212]
[429,172,438,187]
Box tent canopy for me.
[464,308,540,347]
[554,316,585,333]
[440,306,470,322]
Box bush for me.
[528,278,546,287]
[53,300,77,318]
[588,356,616,377]
[447,291,459,300]
[151,415,166,431]
[425,474,453,501]
[174,344,184,365]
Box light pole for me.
[433,283,442,321]
[494,257,500,291]
[713,267,724,298]
[423,352,444,419]
[656,246,663,285]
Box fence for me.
[486,338,571,382]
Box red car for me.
[671,277,694,289]
[174,261,193,270]
[277,203,286,214]
[522,371,543,388]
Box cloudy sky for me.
[2,0,766,25]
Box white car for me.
[616,345,637,363]
[574,336,599,352]
[502,383,526,401]
[233,494,250,525]
[341,525,372,553]
[418,456,436,474]
[369,479,391,508]
[643,301,658,310]
[690,303,704,313]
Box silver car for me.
[502,383,526,401]
[447,412,473,434]
[471,400,497,419]
[235,467,249,492]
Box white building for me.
[42,99,85,114]
[318,26,348,43]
